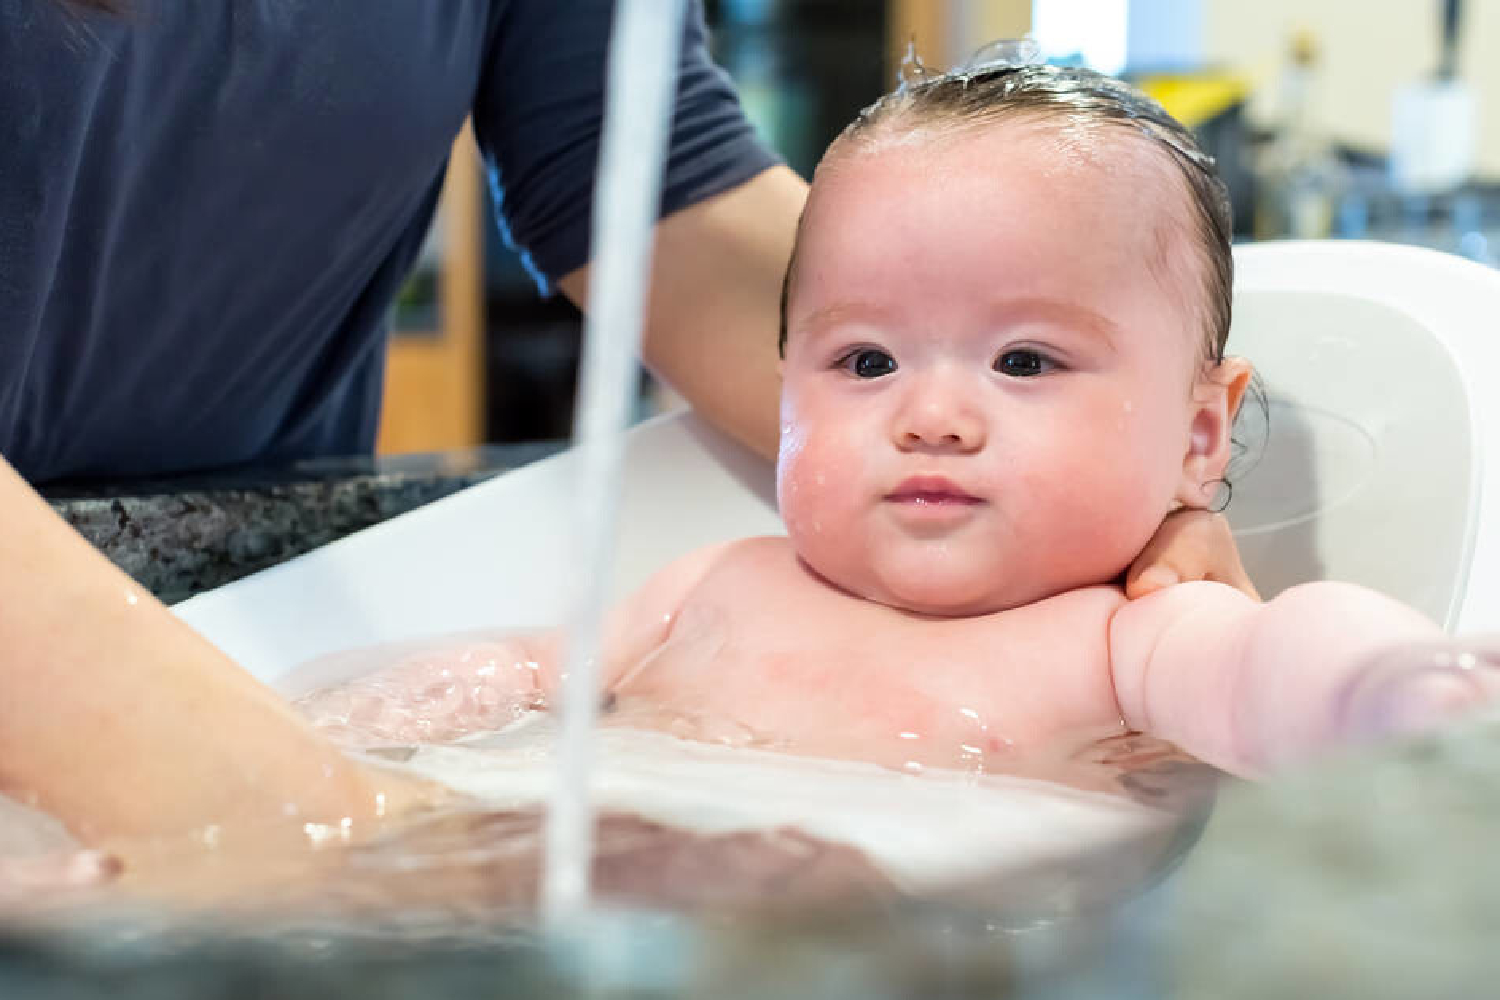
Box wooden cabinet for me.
[886,0,1032,73]
[376,128,486,455]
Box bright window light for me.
[1031,0,1129,75]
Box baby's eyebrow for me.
[796,298,1120,349]
[994,298,1121,351]
[793,302,892,337]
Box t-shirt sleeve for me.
[473,0,782,294]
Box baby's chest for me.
[616,578,1123,750]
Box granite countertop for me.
[42,444,565,604]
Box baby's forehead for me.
[803,117,1202,297]
[822,114,1191,220]
[796,116,1210,353]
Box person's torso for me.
[609,536,1132,774]
[0,0,494,481]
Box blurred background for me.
[376,0,1497,455]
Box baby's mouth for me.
[884,476,985,506]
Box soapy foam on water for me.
[391,717,1203,895]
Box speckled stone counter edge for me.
[44,445,564,604]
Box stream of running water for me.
[542,0,692,922]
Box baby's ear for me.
[1176,357,1254,509]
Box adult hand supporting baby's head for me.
[1124,508,1259,601]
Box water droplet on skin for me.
[897,731,920,741]
[124,590,139,607]
[200,825,221,848]
[303,822,336,847]
[374,792,387,819]
[902,760,924,775]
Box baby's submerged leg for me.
[290,633,552,747]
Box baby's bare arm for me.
[1109,580,1459,776]
[296,542,741,743]
[291,633,560,745]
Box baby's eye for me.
[838,348,898,379]
[993,349,1056,378]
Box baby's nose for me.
[893,387,986,453]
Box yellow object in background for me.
[1137,72,1250,130]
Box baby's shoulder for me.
[634,536,796,608]
[957,584,1128,669]
[1003,583,1129,628]
[691,535,799,579]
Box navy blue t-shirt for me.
[0,0,778,483]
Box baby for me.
[298,62,1493,780]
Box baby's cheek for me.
[1029,447,1165,576]
[778,434,855,533]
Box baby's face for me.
[778,122,1229,615]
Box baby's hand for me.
[293,641,545,747]
[1336,641,1500,746]
[1125,508,1258,600]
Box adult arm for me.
[559,163,802,460]
[0,455,427,845]
[471,0,794,461]
[1109,580,1484,777]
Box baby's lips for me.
[1336,641,1500,743]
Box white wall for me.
[1201,0,1499,179]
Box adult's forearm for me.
[0,456,418,844]
[561,164,806,461]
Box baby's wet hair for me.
[779,61,1234,373]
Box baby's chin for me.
[845,572,1035,619]
[798,547,1126,617]
[882,589,1026,618]
[842,555,1136,617]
